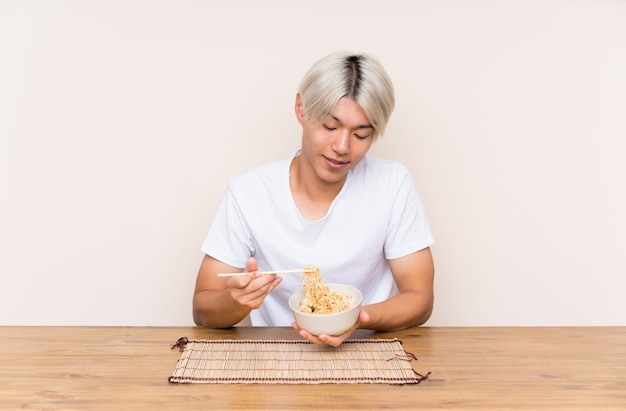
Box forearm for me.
[192,289,251,328]
[360,290,433,331]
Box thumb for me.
[359,309,370,323]
[246,257,259,273]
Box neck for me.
[289,155,346,220]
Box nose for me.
[331,129,350,155]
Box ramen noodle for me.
[298,265,354,314]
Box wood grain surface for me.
[1,326,624,410]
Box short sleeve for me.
[384,166,434,260]
[200,187,255,268]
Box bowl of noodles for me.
[289,265,362,336]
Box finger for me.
[246,257,259,273]
[319,322,358,346]
[292,323,332,345]
[359,309,370,322]
[292,319,356,346]
[227,272,256,289]
[249,274,281,294]
[298,328,326,345]
[233,275,282,308]
[317,334,344,347]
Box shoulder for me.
[228,153,292,190]
[352,155,412,183]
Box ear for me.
[295,93,305,125]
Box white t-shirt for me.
[201,150,434,326]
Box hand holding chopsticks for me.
[217,268,315,277]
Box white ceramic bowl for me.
[289,283,363,336]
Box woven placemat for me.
[168,337,429,385]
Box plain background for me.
[1,0,625,326]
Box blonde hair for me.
[298,51,395,140]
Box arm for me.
[192,255,283,328]
[361,246,434,330]
[294,247,434,346]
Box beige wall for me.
[1,0,624,326]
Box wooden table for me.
[1,326,624,410]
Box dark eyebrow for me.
[330,114,374,130]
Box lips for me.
[324,156,349,169]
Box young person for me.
[193,51,434,346]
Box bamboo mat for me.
[168,338,429,385]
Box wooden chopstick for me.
[217,269,315,277]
